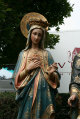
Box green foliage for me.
[55,93,70,119]
[0,0,73,67]
[0,92,18,119]
[45,32,60,49]
[0,92,70,119]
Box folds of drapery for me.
[12,49,61,119]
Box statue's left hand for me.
[68,94,77,107]
[47,63,58,75]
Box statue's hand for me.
[47,63,58,75]
[68,94,77,107]
[26,59,41,72]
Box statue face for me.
[31,28,43,46]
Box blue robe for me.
[12,49,60,119]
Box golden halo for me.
[20,12,48,38]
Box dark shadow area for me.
[0,92,70,119]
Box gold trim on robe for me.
[41,104,55,119]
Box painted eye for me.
[38,33,42,37]
[33,32,37,35]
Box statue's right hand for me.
[68,94,77,107]
[26,59,41,72]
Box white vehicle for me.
[48,30,80,93]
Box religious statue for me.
[12,12,61,119]
[68,52,80,119]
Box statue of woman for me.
[12,12,61,119]
[68,53,80,119]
